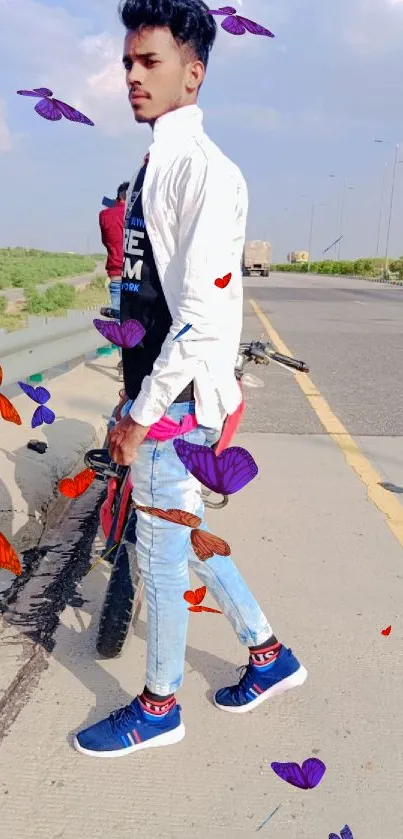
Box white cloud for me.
[0,0,133,136]
[0,99,13,152]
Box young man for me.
[74,0,307,758]
[99,180,130,375]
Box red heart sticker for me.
[381,625,392,636]
[214,272,232,289]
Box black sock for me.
[142,686,174,702]
[249,634,279,653]
[138,686,176,717]
[249,635,282,668]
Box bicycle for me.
[86,316,309,659]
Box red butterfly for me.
[381,625,392,636]
[134,505,231,561]
[184,586,222,613]
[0,532,22,576]
[214,272,232,289]
[0,365,22,425]
[58,468,96,499]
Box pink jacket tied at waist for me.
[146,412,198,441]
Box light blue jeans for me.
[121,399,272,694]
[109,279,122,358]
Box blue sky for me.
[1,0,403,261]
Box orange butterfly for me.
[135,505,231,561]
[184,585,222,614]
[58,468,96,498]
[0,365,22,425]
[0,532,22,575]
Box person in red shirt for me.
[99,181,129,375]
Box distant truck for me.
[243,240,271,277]
[288,250,309,264]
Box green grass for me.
[0,276,108,332]
[0,248,101,290]
[271,257,403,281]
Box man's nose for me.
[127,64,145,86]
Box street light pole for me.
[376,162,388,258]
[384,143,399,276]
[307,201,315,271]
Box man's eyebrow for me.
[122,51,160,63]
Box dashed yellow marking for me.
[250,298,403,547]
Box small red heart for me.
[381,625,392,636]
[214,272,232,289]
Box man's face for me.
[123,26,204,126]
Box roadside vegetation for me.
[271,257,403,281]
[0,248,103,289]
[0,276,108,332]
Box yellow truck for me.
[243,240,271,277]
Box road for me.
[1,271,403,839]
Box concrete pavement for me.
[0,273,403,838]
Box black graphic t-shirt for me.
[120,160,193,403]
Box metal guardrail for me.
[0,307,110,387]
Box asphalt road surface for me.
[0,271,402,839]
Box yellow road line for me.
[249,298,403,548]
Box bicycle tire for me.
[96,508,144,658]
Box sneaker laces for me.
[109,701,139,734]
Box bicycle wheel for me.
[96,504,144,658]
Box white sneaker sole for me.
[73,721,185,758]
[214,665,308,714]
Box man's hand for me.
[108,413,150,466]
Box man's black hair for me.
[118,0,217,69]
[117,181,130,199]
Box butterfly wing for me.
[188,605,204,612]
[94,318,145,349]
[17,89,42,97]
[340,827,354,839]
[222,15,246,34]
[209,7,237,14]
[58,478,77,499]
[121,319,146,349]
[236,15,275,36]
[301,758,327,789]
[52,98,94,126]
[173,440,258,495]
[200,606,222,614]
[0,394,22,425]
[184,585,206,606]
[270,762,309,790]
[18,382,50,404]
[190,530,231,561]
[32,405,55,428]
[135,505,202,529]
[35,98,62,121]
[32,87,53,97]
[173,323,192,340]
[0,532,22,576]
[328,835,340,839]
[214,272,232,289]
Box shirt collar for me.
[152,105,203,145]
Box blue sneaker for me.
[73,697,185,757]
[214,647,307,714]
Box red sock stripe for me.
[250,642,282,655]
[138,693,176,715]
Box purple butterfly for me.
[16,88,94,125]
[173,439,258,495]
[329,827,354,839]
[271,759,326,790]
[208,6,275,37]
[18,382,55,428]
[93,318,146,350]
[174,323,192,340]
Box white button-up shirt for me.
[127,104,248,431]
